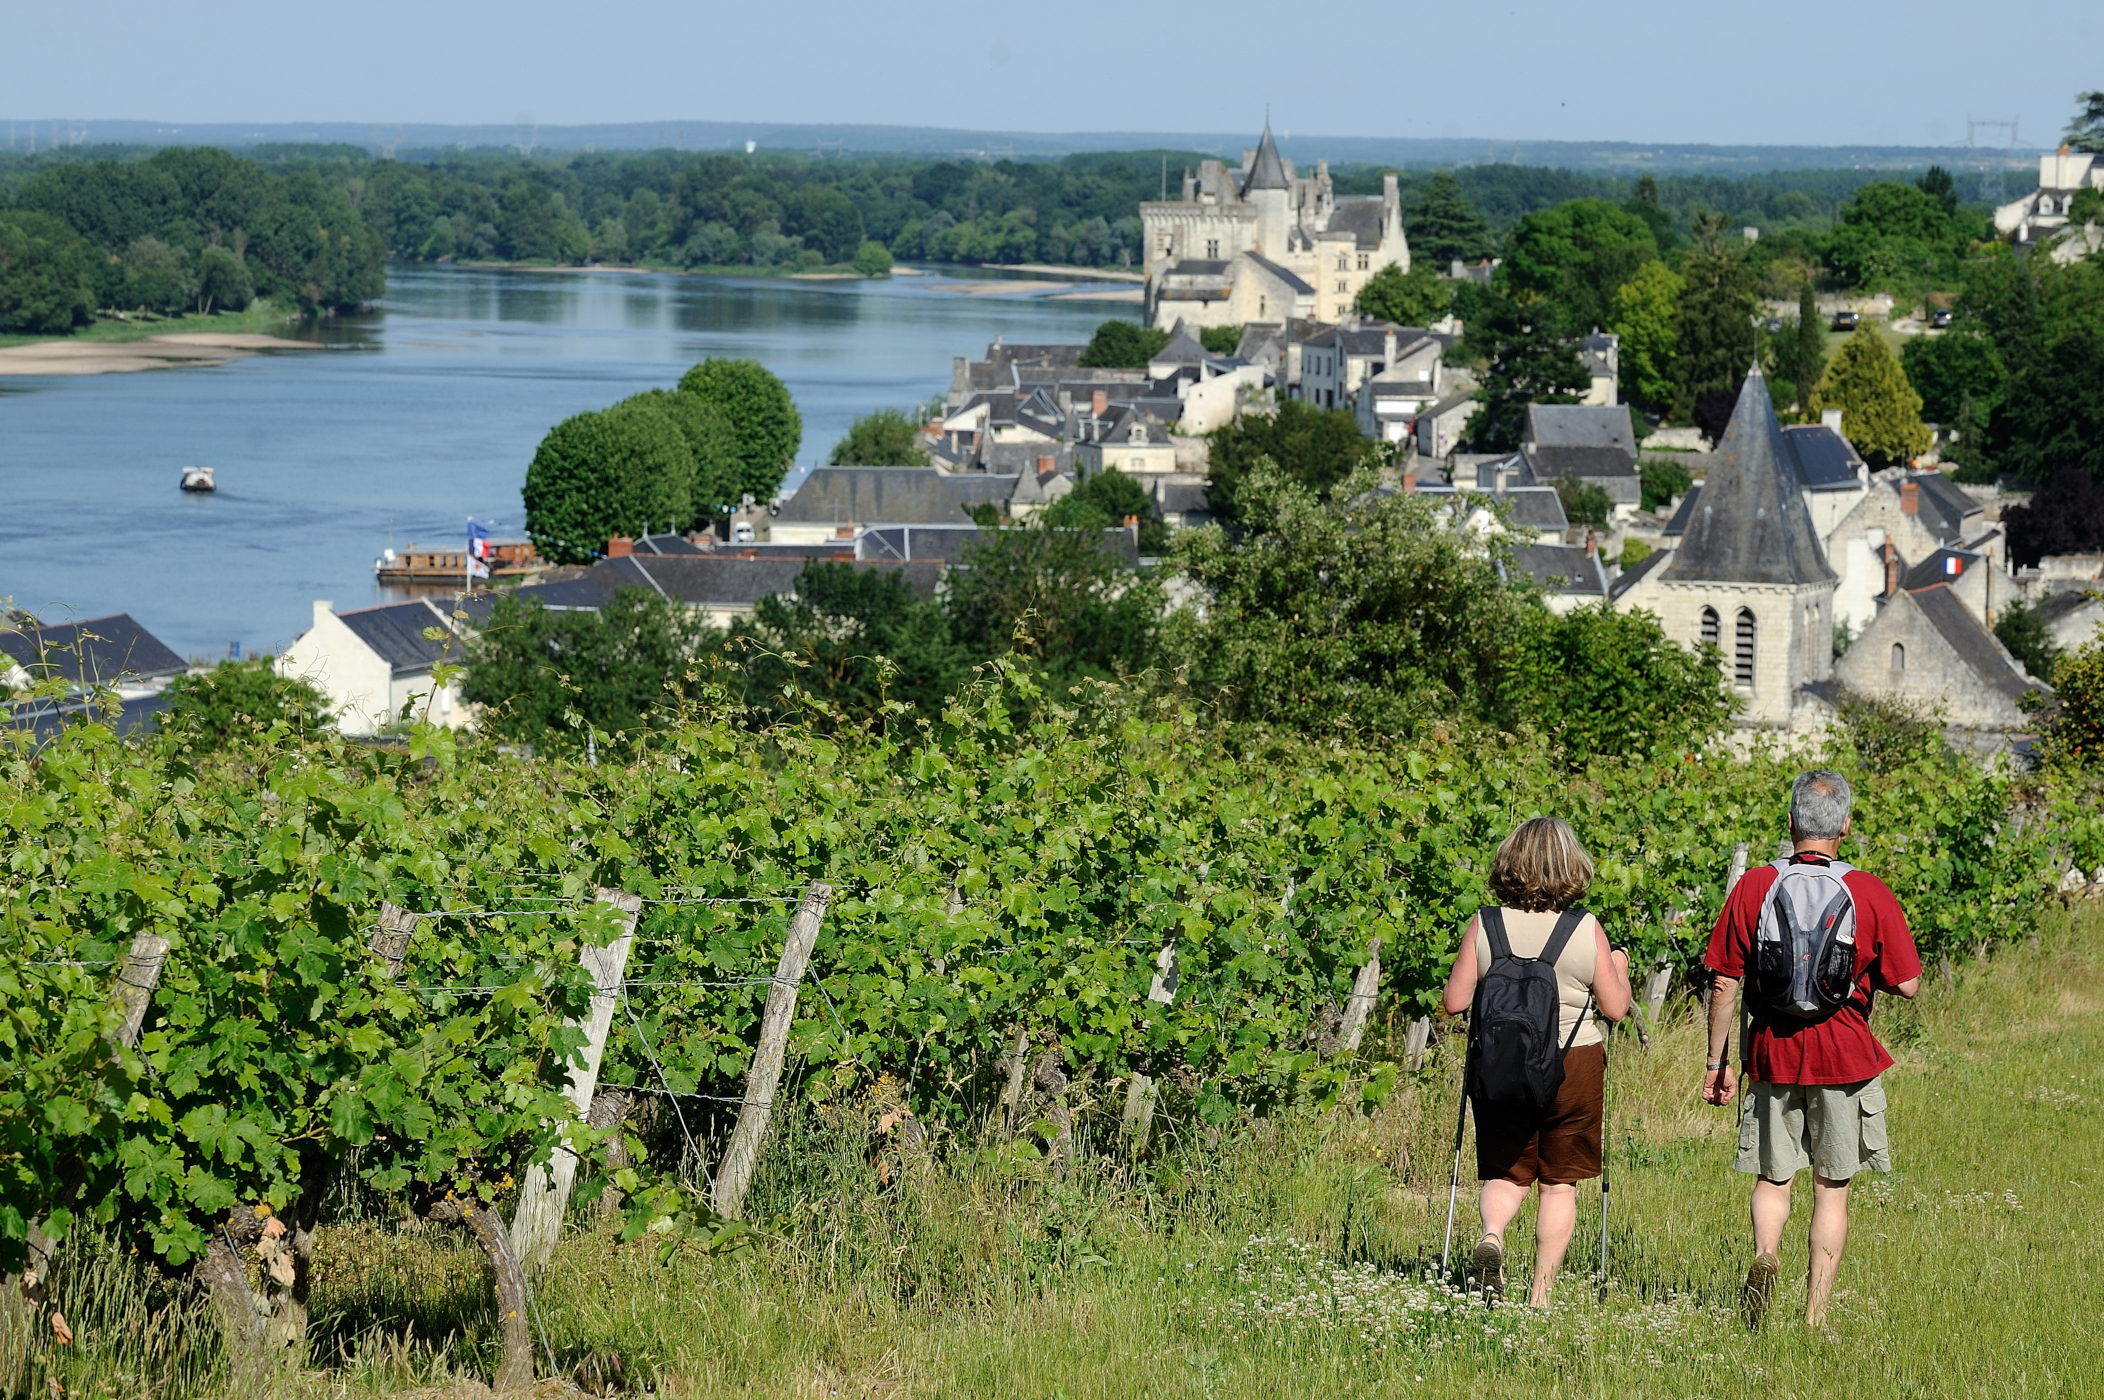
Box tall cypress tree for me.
[1406,173,1498,267]
[1675,213,1757,409]
[1788,281,1825,418]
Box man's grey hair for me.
[1790,769,1853,840]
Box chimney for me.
[1384,328,1397,368]
[1401,471,1418,494]
[1821,408,1844,433]
[1092,389,1107,416]
[835,524,854,540]
[607,536,634,558]
[1037,454,1055,477]
[313,600,334,628]
[1883,542,1900,596]
[1901,479,1920,515]
[1584,529,1598,556]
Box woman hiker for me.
[1442,816,1632,1306]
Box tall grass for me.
[10,906,2101,1398]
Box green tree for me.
[2070,186,2104,226]
[122,235,197,314]
[1043,468,1170,552]
[2063,89,2104,154]
[1917,165,1959,216]
[523,398,695,562]
[0,210,95,333]
[1610,259,1683,414]
[1496,603,1734,763]
[1353,262,1451,327]
[1993,598,2062,684]
[1775,281,1826,417]
[1499,199,1659,337]
[1639,456,1694,512]
[622,388,743,522]
[830,407,930,466]
[1675,215,1758,404]
[463,589,718,748]
[1199,325,1243,355]
[1989,320,2104,483]
[735,561,967,727]
[194,245,254,314]
[1900,330,2006,425]
[1812,326,1933,467]
[852,240,894,277]
[1406,172,1499,266]
[677,358,802,500]
[2032,629,2104,767]
[1463,290,1590,451]
[152,658,328,752]
[1079,318,1171,368]
[1204,399,1376,523]
[946,524,1162,686]
[1553,478,1611,527]
[1824,182,1975,291]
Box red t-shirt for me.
[1703,853,1922,1086]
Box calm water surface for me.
[0,264,1124,657]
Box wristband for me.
[1705,1060,1727,1071]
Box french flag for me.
[1943,555,1963,577]
[467,520,492,578]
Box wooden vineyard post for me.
[1642,962,1675,1028]
[712,881,832,1220]
[1338,937,1383,1054]
[371,901,418,978]
[13,934,173,1311]
[1120,942,1178,1154]
[1404,1017,1433,1071]
[996,1025,1031,1139]
[511,888,641,1272]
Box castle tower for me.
[1243,123,1291,258]
[1617,368,1837,728]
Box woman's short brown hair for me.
[1488,817,1594,912]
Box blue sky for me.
[6,0,2096,149]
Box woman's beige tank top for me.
[1472,907,1604,1048]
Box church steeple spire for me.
[1244,121,1290,193]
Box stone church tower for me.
[1614,368,1837,728]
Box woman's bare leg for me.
[1529,1183,1578,1306]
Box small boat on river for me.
[179,465,216,493]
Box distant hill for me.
[0,117,2045,175]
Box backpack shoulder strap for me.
[1537,907,1587,967]
[1479,905,1514,964]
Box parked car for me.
[1930,308,1954,329]
[1831,310,1861,332]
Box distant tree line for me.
[0,146,385,332]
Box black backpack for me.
[1468,906,1592,1114]
[1751,858,1860,1020]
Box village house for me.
[1518,404,1642,517]
[1829,583,2045,732]
[1141,124,1412,329]
[1995,145,2104,249]
[767,467,1019,544]
[1821,468,1993,635]
[277,599,468,736]
[2,612,188,740]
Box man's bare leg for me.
[1806,1173,1850,1326]
[1751,1173,1792,1256]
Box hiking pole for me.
[1439,1015,1471,1284]
[1598,1014,1612,1302]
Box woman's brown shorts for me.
[1474,1042,1605,1187]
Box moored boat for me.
[179,465,216,493]
[375,538,546,585]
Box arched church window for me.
[1700,607,1720,648]
[1734,609,1757,687]
[1891,643,1905,672]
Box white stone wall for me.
[1833,590,2033,730]
[1616,577,1833,727]
[277,602,464,737]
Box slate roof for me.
[1662,369,1835,587]
[1908,584,2040,698]
[775,468,1015,527]
[1511,543,1608,597]
[630,534,709,556]
[1323,198,1390,249]
[1154,480,1213,516]
[1523,443,1639,480]
[2036,589,2098,624]
[1501,487,1570,532]
[1243,253,1316,296]
[1662,485,1702,537]
[1609,547,1671,601]
[0,613,186,687]
[1781,425,1865,490]
[1523,404,1638,454]
[1894,471,1982,542]
[1150,322,1210,367]
[857,526,991,563]
[1900,547,1981,592]
[1243,125,1290,193]
[335,599,459,673]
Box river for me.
[0,264,1129,658]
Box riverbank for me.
[0,301,323,376]
[432,257,1141,299]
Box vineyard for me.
[1,660,2092,1391]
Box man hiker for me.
[1700,770,1921,1329]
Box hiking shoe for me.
[1741,1252,1780,1330]
[1471,1237,1506,1304]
